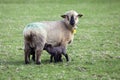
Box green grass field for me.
[0,0,120,80]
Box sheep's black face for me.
[70,15,75,26]
[67,15,79,29]
[61,10,83,29]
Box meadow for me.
[0,0,120,80]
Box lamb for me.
[23,10,83,64]
[30,47,35,61]
[29,43,66,62]
[44,43,68,63]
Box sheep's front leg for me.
[61,43,69,61]
[63,49,69,62]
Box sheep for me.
[23,10,83,64]
[43,43,68,63]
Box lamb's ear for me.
[44,44,48,48]
[77,14,83,18]
[47,44,52,47]
[61,15,67,18]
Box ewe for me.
[23,10,83,64]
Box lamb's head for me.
[44,43,53,50]
[61,10,83,29]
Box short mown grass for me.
[0,0,120,80]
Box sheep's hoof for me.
[36,61,41,65]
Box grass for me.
[0,0,120,80]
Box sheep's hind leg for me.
[35,49,42,65]
[24,43,31,64]
[35,34,46,65]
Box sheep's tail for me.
[24,28,47,49]
[23,22,47,49]
[24,30,34,42]
[24,30,36,47]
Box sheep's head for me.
[61,10,83,29]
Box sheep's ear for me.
[61,15,67,18]
[77,14,83,18]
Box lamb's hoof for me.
[50,60,52,63]
[25,61,30,64]
[36,61,41,65]
[54,61,57,63]
[59,59,63,62]
[32,58,35,62]
[67,60,69,62]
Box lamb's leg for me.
[50,55,53,62]
[54,54,58,63]
[59,54,63,62]
[57,54,62,62]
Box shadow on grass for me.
[0,60,25,66]
[0,59,53,66]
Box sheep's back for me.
[41,21,74,47]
